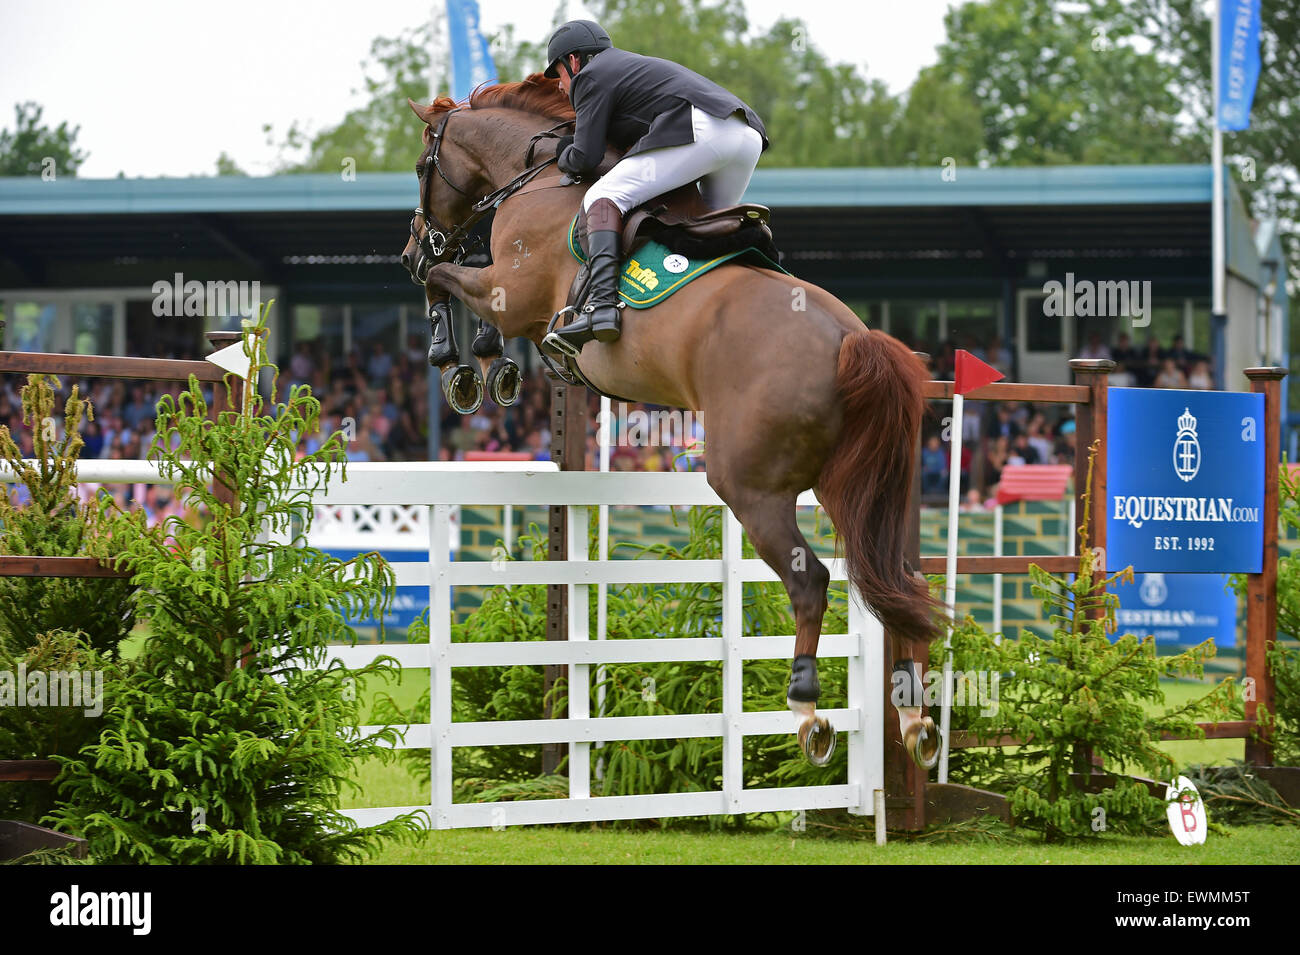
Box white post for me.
[430,503,454,829]
[595,396,610,781]
[568,503,591,800]
[1067,497,1077,557]
[938,393,964,784]
[721,509,744,814]
[1211,0,1226,387]
[847,587,884,816]
[992,503,1004,642]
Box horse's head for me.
[401,76,576,286]
[401,99,485,286]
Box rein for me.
[412,111,575,269]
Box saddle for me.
[573,184,781,264]
[539,174,783,399]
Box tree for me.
[892,68,986,168]
[50,313,422,863]
[270,19,547,175]
[592,0,906,166]
[929,0,1203,166]
[0,102,88,178]
[270,26,442,175]
[214,151,247,176]
[1123,0,1299,279]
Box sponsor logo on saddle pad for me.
[625,259,660,290]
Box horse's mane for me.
[416,73,575,136]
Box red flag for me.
[954,349,1004,396]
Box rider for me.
[543,19,769,353]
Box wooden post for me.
[1244,366,1286,766]
[543,375,588,775]
[1068,359,1112,774]
[1068,359,1113,568]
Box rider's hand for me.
[554,135,574,158]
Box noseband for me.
[408,108,574,284]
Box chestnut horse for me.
[400,75,941,768]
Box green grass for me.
[122,626,1291,863]
[341,673,1288,866]
[362,824,1300,865]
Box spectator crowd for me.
[2,325,1217,523]
[1,331,704,526]
[917,329,1215,507]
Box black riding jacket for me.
[557,47,769,178]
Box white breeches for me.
[582,106,764,214]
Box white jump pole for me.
[595,395,611,781]
[938,394,963,784]
[1067,497,1076,557]
[992,503,1004,643]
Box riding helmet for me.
[543,19,613,78]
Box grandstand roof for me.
[0,164,1215,215]
[0,164,1252,297]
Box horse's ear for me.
[408,98,431,123]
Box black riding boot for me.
[554,198,623,353]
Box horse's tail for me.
[818,329,939,650]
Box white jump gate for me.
[1,459,886,828]
[311,464,885,830]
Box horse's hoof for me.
[904,716,941,769]
[798,716,836,766]
[486,357,522,407]
[441,364,483,414]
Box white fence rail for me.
[299,465,884,830]
[3,459,885,829]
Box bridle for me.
[407,107,575,285]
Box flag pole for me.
[938,391,963,784]
[1211,0,1226,389]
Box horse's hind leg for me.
[712,483,836,765]
[470,319,522,407]
[891,632,941,769]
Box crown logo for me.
[1173,407,1201,482]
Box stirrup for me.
[542,306,582,360]
[543,330,583,360]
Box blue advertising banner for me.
[323,549,428,633]
[1109,572,1238,647]
[1218,0,1262,131]
[1107,388,1264,573]
[446,0,497,101]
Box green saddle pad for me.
[567,214,787,309]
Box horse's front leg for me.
[423,262,521,411]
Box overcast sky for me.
[0,0,956,178]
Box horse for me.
[400,74,942,768]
